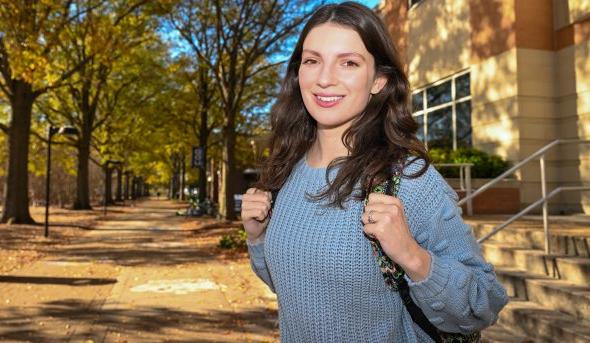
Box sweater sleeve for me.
[403,170,508,334]
[247,235,276,293]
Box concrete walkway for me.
[0,200,278,343]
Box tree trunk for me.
[104,165,114,205]
[198,109,208,203]
[72,135,92,209]
[124,172,130,200]
[132,177,139,200]
[1,80,35,224]
[198,69,209,203]
[180,155,186,201]
[115,168,123,202]
[220,114,237,220]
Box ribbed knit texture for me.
[248,157,508,342]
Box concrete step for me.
[497,299,590,343]
[469,221,590,257]
[481,242,590,286]
[495,267,590,321]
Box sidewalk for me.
[0,200,278,342]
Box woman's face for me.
[298,23,386,132]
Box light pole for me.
[103,160,122,216]
[45,126,79,238]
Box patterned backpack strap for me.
[363,163,404,290]
[363,161,481,343]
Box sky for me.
[347,0,381,8]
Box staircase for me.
[467,216,590,342]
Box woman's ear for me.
[370,75,387,95]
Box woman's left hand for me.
[362,193,432,281]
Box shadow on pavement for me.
[0,299,278,342]
[0,276,117,286]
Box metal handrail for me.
[477,186,590,245]
[466,139,590,254]
[434,163,474,215]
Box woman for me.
[241,2,508,342]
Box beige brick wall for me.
[383,0,590,213]
[573,38,590,212]
[470,49,520,159]
[407,0,471,88]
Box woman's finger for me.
[242,208,269,222]
[367,193,402,205]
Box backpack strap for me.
[366,163,480,343]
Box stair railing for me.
[434,163,474,215]
[456,139,590,254]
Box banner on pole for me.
[191,146,204,168]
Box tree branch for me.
[0,122,8,134]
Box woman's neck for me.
[306,127,349,168]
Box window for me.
[411,71,472,149]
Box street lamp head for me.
[49,125,79,137]
[59,126,79,135]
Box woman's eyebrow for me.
[302,49,366,61]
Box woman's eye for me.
[343,60,359,67]
[302,58,317,65]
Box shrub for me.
[429,147,511,178]
[219,227,248,250]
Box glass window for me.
[427,80,452,107]
[411,71,472,150]
[427,107,453,148]
[456,73,470,99]
[414,114,424,142]
[412,92,423,112]
[456,101,472,147]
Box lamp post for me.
[103,160,122,216]
[45,126,79,238]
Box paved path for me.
[0,200,278,343]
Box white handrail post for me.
[466,164,473,216]
[460,165,465,191]
[540,156,549,254]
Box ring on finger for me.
[368,210,377,224]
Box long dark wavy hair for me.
[255,1,429,208]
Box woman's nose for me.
[317,64,337,88]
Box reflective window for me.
[427,80,452,107]
[427,107,452,148]
[412,92,423,112]
[456,73,470,99]
[411,71,471,150]
[456,101,472,147]
[414,113,425,142]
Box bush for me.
[219,227,248,250]
[429,147,511,178]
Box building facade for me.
[380,0,590,213]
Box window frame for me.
[411,70,472,150]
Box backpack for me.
[364,164,481,343]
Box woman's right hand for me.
[241,188,273,241]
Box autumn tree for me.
[0,0,153,223]
[168,0,313,219]
[0,1,86,223]
[34,1,157,209]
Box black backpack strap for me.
[398,276,442,343]
[372,162,479,343]
[369,162,441,343]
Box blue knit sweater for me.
[247,157,508,342]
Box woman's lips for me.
[313,94,345,108]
